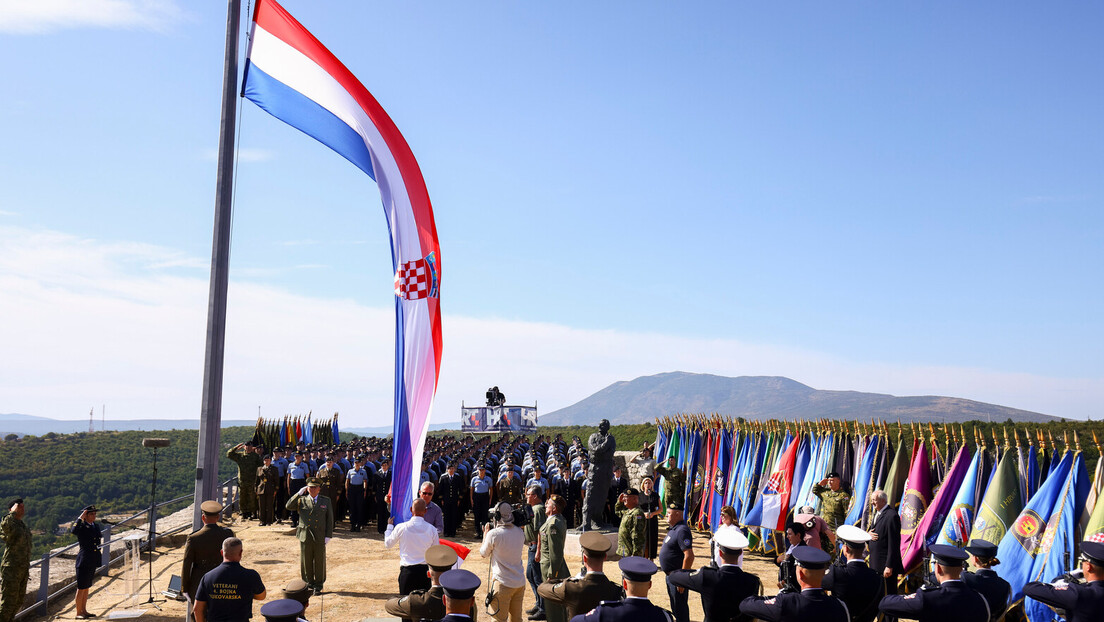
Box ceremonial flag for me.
[278,418,287,447]
[1084,452,1104,541]
[971,445,1023,545]
[244,0,442,522]
[846,435,881,526]
[709,427,733,530]
[303,413,312,444]
[883,437,910,508]
[935,447,985,548]
[996,451,1073,604]
[749,431,799,531]
[332,414,340,444]
[898,441,933,571]
[684,429,704,515]
[789,432,813,509]
[902,443,970,571]
[1022,451,1089,622]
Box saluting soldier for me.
[227,442,264,520]
[878,545,990,622]
[181,501,235,620]
[961,540,1010,622]
[812,471,851,532]
[569,557,674,622]
[257,454,281,526]
[824,525,883,622]
[615,488,646,558]
[0,499,32,622]
[654,458,685,510]
[740,547,850,622]
[1023,540,1104,622]
[538,532,622,620]
[537,495,571,622]
[286,478,334,595]
[385,544,478,622]
[667,527,761,622]
[71,505,104,619]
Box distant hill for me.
[0,413,258,437]
[538,372,1058,426]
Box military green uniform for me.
[228,447,263,517]
[0,511,32,622]
[615,500,646,558]
[286,490,334,591]
[497,476,524,508]
[540,514,570,622]
[655,464,685,509]
[314,465,341,508]
[537,572,623,619]
[256,463,280,525]
[812,484,851,531]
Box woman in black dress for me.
[638,476,662,559]
[71,505,103,619]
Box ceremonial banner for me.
[244,0,442,522]
[971,445,1022,545]
[883,438,910,508]
[898,441,932,570]
[846,435,881,526]
[748,432,799,531]
[902,444,970,571]
[935,447,985,548]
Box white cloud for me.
[0,210,16,217]
[0,0,184,34]
[0,224,1101,428]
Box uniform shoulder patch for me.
[764,598,776,605]
[903,593,917,600]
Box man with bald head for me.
[386,497,440,621]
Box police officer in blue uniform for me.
[666,527,760,622]
[1023,540,1104,622]
[740,547,850,622]
[878,545,990,622]
[659,505,694,622]
[436,569,481,622]
[346,456,369,532]
[961,540,1010,622]
[569,557,673,622]
[823,525,883,622]
[287,452,311,525]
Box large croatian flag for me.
[243,0,442,523]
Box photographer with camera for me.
[480,502,527,622]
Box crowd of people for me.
[2,434,1103,622]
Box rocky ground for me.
[33,506,780,622]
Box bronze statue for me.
[580,419,616,531]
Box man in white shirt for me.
[385,498,440,622]
[480,502,527,622]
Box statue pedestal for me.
[564,529,619,558]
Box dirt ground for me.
[40,511,780,622]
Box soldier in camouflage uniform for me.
[615,488,646,557]
[812,471,851,531]
[654,457,685,510]
[228,442,264,520]
[1,499,32,622]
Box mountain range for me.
[538,372,1058,425]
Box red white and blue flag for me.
[243,0,442,522]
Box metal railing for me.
[14,477,239,621]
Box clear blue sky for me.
[1,1,1101,425]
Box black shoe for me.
[526,607,539,615]
[528,612,546,621]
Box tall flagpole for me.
[194,0,242,530]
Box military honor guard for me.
[666,527,761,622]
[878,545,990,622]
[439,463,464,537]
[538,532,622,620]
[823,525,883,622]
[740,547,850,622]
[71,505,103,619]
[257,454,280,526]
[615,488,646,558]
[1023,540,1104,622]
[181,501,236,618]
[227,442,263,520]
[386,544,477,622]
[537,495,571,622]
[0,499,31,622]
[375,458,393,533]
[438,569,483,622]
[812,472,851,532]
[286,478,334,595]
[659,505,694,622]
[961,540,1010,622]
[569,557,674,622]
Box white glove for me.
[299,486,309,496]
[325,537,331,545]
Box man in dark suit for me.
[667,527,761,622]
[181,501,235,619]
[538,532,623,620]
[867,491,903,598]
[824,525,883,622]
[740,548,850,622]
[878,545,990,622]
[438,463,464,537]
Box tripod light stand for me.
[142,438,171,607]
